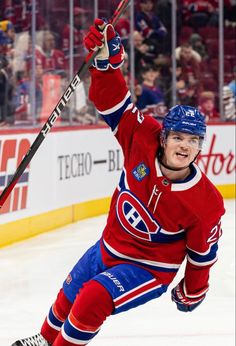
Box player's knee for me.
[71,279,114,328]
[55,288,73,320]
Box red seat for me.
[224,40,236,57]
[206,39,219,58]
[198,27,218,40]
[224,27,236,40]
[202,78,218,93]
[224,73,234,84]
[200,60,208,71]
[199,60,214,78]
[181,26,194,39]
[208,58,233,78]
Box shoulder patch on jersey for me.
[132,163,150,181]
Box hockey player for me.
[11,18,225,346]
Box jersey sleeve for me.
[183,189,225,298]
[89,67,161,155]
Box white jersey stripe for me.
[97,91,131,115]
[113,278,157,302]
[115,284,162,309]
[103,239,181,269]
[187,255,218,266]
[61,325,88,345]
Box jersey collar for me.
[155,159,202,191]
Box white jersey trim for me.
[187,240,218,256]
[96,91,131,115]
[187,255,218,267]
[113,103,134,136]
[155,160,202,191]
[183,281,209,298]
[117,167,130,191]
[115,282,162,309]
[160,228,185,235]
[113,278,157,302]
[61,325,89,345]
[46,316,61,331]
[103,239,181,269]
[68,316,100,334]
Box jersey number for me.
[207,220,222,243]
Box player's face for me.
[162,131,200,169]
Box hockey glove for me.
[84,18,125,71]
[171,279,206,312]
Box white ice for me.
[0,199,235,346]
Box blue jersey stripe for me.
[99,95,131,131]
[187,242,218,265]
[102,239,179,273]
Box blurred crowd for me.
[0,0,235,128]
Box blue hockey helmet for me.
[162,105,206,138]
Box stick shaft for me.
[0,0,130,208]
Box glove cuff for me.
[93,51,124,71]
[93,30,125,71]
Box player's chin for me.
[173,154,191,166]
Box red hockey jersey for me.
[89,67,225,298]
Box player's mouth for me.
[176,152,188,158]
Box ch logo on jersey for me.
[116,190,161,241]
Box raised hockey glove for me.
[171,279,206,312]
[84,18,125,71]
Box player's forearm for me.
[184,260,211,296]
[89,67,129,113]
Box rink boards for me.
[0,123,235,247]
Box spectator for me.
[2,0,46,33]
[198,91,219,122]
[135,0,167,54]
[13,71,30,122]
[224,0,236,26]
[114,8,130,49]
[13,65,43,123]
[22,31,65,79]
[0,54,15,126]
[175,42,202,105]
[0,19,15,57]
[223,85,236,121]
[228,66,236,98]
[155,0,182,53]
[175,42,202,63]
[136,64,167,119]
[62,7,89,72]
[127,30,157,80]
[182,0,219,28]
[163,60,190,107]
[189,33,208,60]
[10,31,30,75]
[36,30,66,75]
[71,80,96,125]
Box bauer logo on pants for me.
[0,138,31,214]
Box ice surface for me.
[0,199,235,346]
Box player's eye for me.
[190,138,198,145]
[172,136,181,141]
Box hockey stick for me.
[0,0,130,209]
